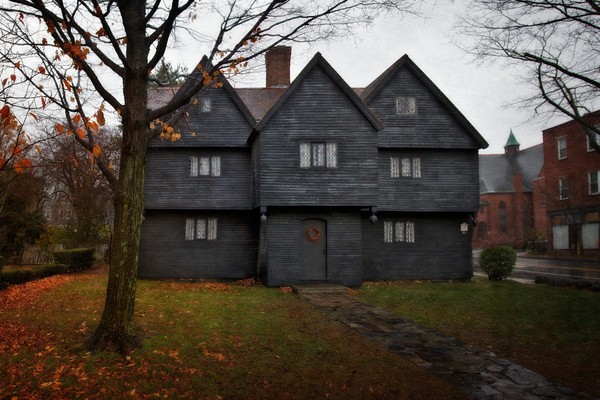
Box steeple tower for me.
[504,129,520,154]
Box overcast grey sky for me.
[171,1,568,154]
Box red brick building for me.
[535,112,600,252]
[473,131,543,249]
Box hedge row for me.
[53,248,95,271]
[0,264,69,285]
[0,248,95,288]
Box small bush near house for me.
[53,248,94,271]
[480,245,517,280]
[0,264,68,285]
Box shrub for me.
[0,264,69,285]
[479,245,517,281]
[53,248,95,271]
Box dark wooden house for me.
[140,48,488,286]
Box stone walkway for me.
[294,285,597,400]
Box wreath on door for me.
[306,226,322,242]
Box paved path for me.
[295,286,597,400]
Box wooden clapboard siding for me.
[258,65,378,207]
[262,209,363,287]
[362,213,473,280]
[139,210,258,279]
[149,86,253,148]
[144,147,252,209]
[378,148,480,212]
[367,67,481,149]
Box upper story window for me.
[390,156,421,178]
[586,128,600,152]
[396,97,416,115]
[300,142,337,169]
[384,220,416,243]
[557,137,567,160]
[589,170,599,195]
[190,156,221,177]
[200,97,211,112]
[185,217,217,240]
[559,177,569,200]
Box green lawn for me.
[356,278,600,397]
[0,271,463,400]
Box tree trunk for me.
[89,0,149,353]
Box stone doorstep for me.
[292,283,349,295]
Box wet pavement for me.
[294,285,598,400]
[474,252,600,283]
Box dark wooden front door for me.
[301,219,327,280]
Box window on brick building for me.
[589,170,599,195]
[557,137,567,160]
[498,201,507,232]
[587,129,600,152]
[559,177,569,200]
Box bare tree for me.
[461,0,600,152]
[0,0,419,352]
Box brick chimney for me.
[265,46,291,88]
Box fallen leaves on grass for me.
[0,274,75,310]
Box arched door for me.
[301,219,327,280]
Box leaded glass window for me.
[390,156,400,178]
[185,218,195,240]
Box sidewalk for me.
[295,286,597,400]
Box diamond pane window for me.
[207,218,218,240]
[390,156,400,178]
[384,221,394,243]
[199,157,210,175]
[394,222,404,242]
[402,158,411,177]
[189,156,198,177]
[326,143,337,168]
[211,156,221,177]
[201,97,211,112]
[406,221,415,243]
[412,157,421,178]
[196,219,207,239]
[185,218,195,240]
[313,143,326,167]
[299,143,311,168]
[396,97,416,115]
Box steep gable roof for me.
[479,144,543,194]
[362,55,488,149]
[170,56,256,127]
[250,52,384,141]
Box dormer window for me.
[200,97,211,112]
[300,142,337,169]
[396,97,416,115]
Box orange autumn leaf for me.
[97,109,105,126]
[10,74,16,82]
[92,145,101,158]
[38,66,46,74]
[41,97,46,109]
[56,123,64,134]
[30,112,39,121]
[73,114,81,124]
[63,79,71,91]
[35,144,42,155]
[14,158,32,173]
[76,128,85,139]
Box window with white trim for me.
[390,156,421,178]
[384,220,415,243]
[299,142,337,168]
[587,129,600,152]
[396,97,416,115]
[589,170,600,195]
[189,155,221,177]
[557,137,567,160]
[559,177,569,200]
[185,217,217,240]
